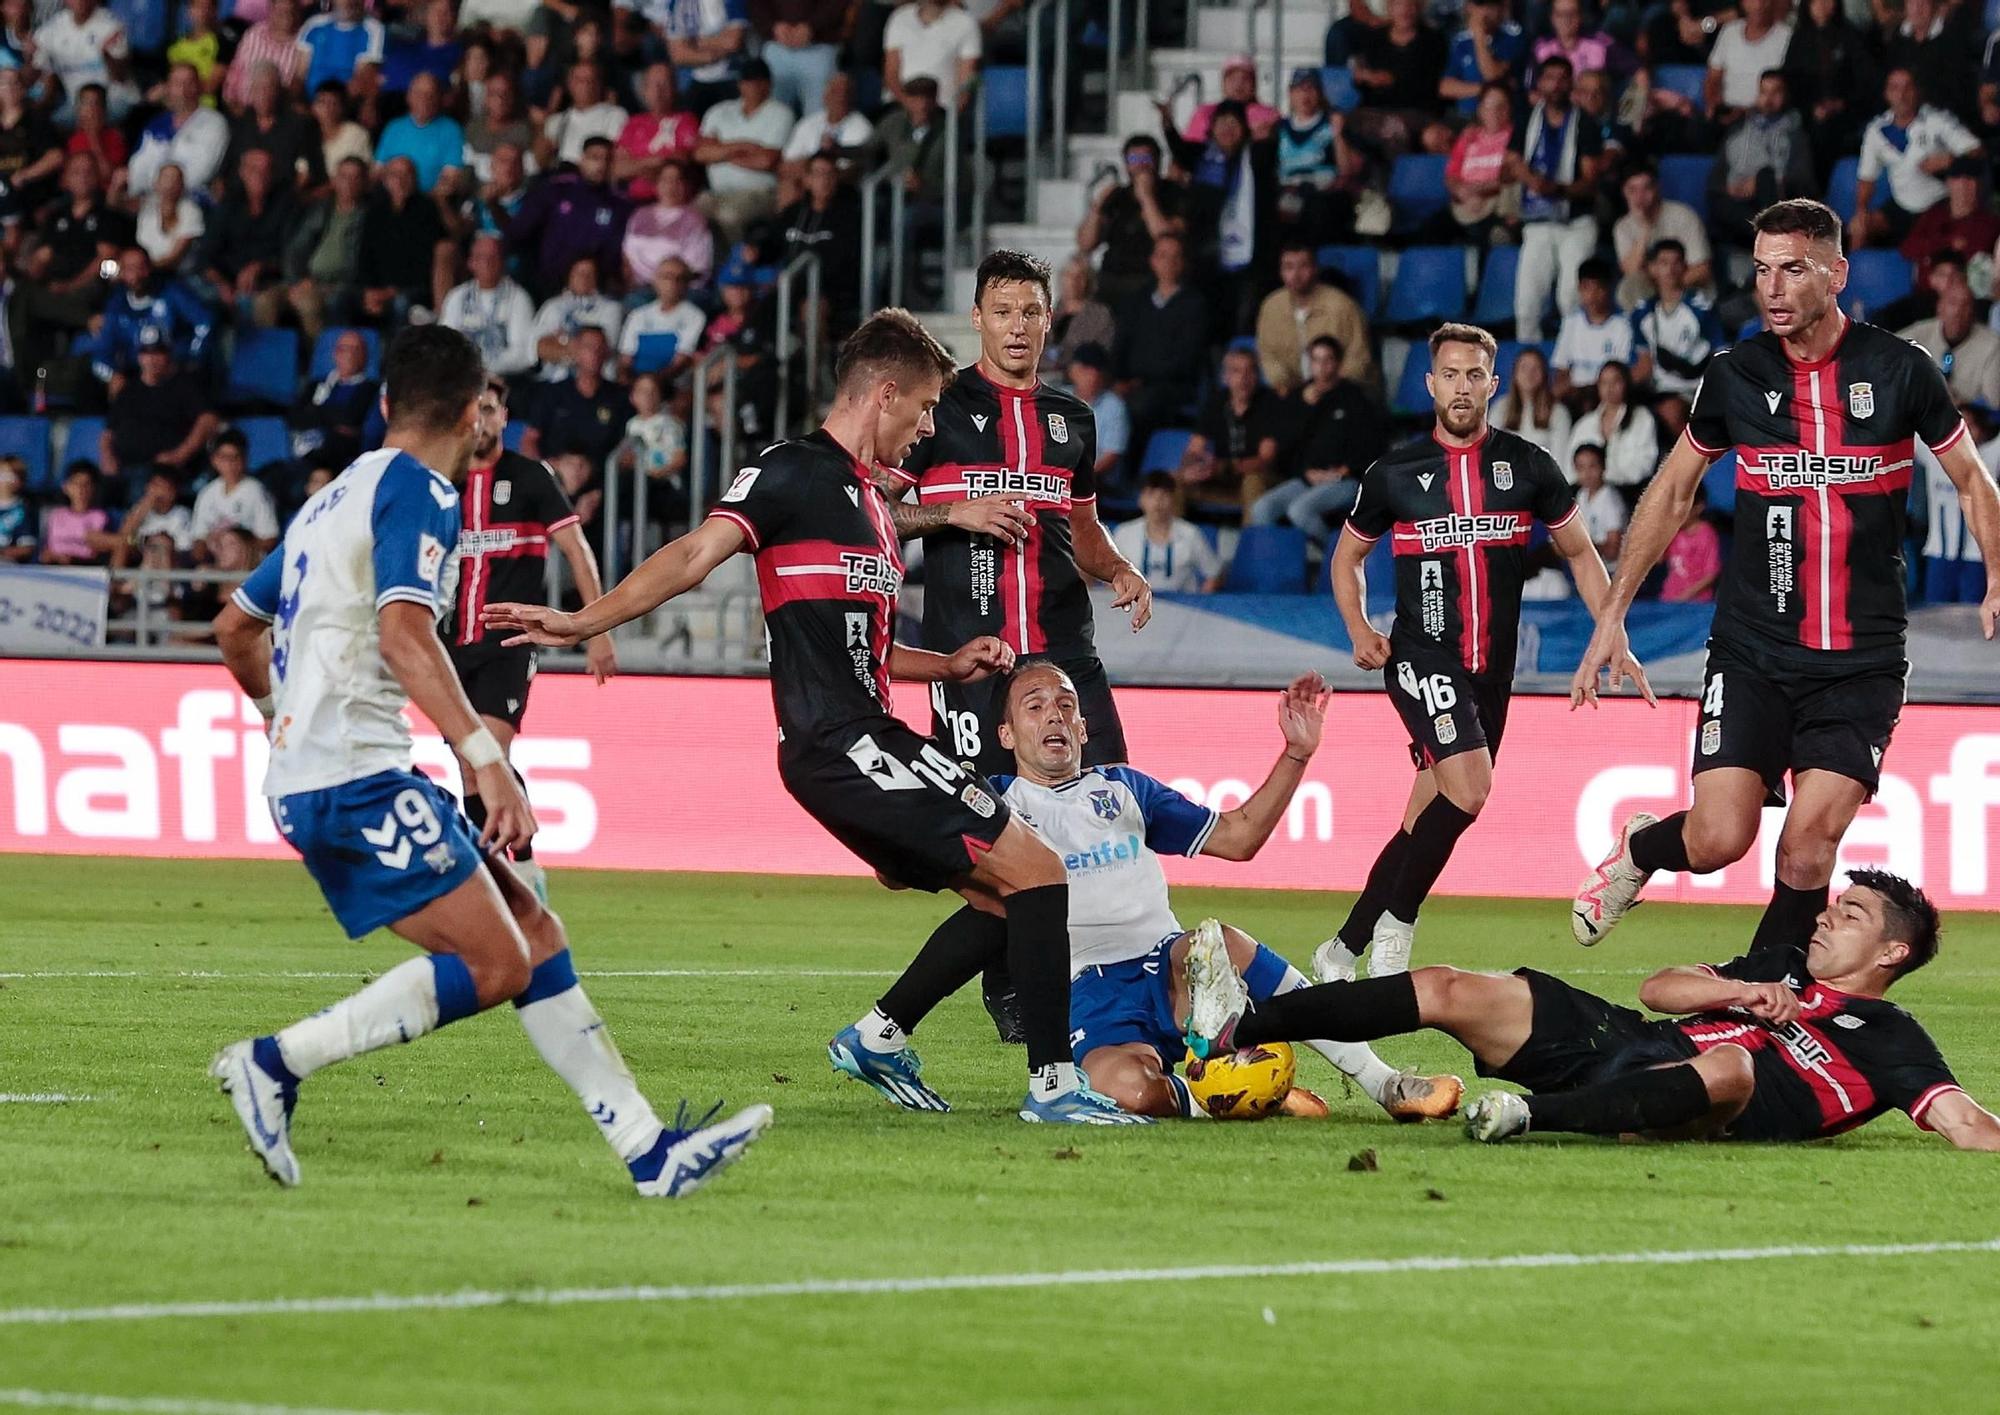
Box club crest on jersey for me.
[1492,460,1513,491]
[1047,413,1069,444]
[1090,789,1120,823]
[960,784,997,819]
[1433,713,1457,746]
[493,479,511,506]
[1833,1014,1864,1030]
[1849,382,1874,419]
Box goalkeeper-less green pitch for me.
[2,858,1996,1415]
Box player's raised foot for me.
[1366,915,1416,977]
[630,1101,774,1198]
[1381,1071,1465,1123]
[1019,1084,1153,1124]
[209,1038,300,1188]
[1181,918,1249,1064]
[828,1025,951,1112]
[1279,1085,1331,1118]
[1311,937,1359,984]
[1463,1090,1531,1143]
[1572,810,1659,946]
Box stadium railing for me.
[858,149,914,314]
[1024,0,1070,218]
[773,250,824,439]
[1243,0,1286,102]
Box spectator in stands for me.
[164,0,228,105]
[462,141,531,239]
[297,0,385,106]
[699,262,759,351]
[1111,472,1222,594]
[883,0,981,109]
[223,0,307,111]
[112,471,196,568]
[1534,0,1613,77]
[1630,239,1717,398]
[1659,487,1720,601]
[618,368,689,509]
[356,155,453,323]
[376,71,466,193]
[769,151,861,313]
[34,0,137,121]
[280,155,370,338]
[1704,0,1790,125]
[204,148,297,327]
[1166,99,1278,335]
[227,63,326,196]
[1446,81,1518,242]
[1903,281,2000,410]
[311,81,374,175]
[130,64,230,197]
[1903,161,2000,292]
[622,158,715,287]
[1044,256,1115,379]
[1249,333,1383,546]
[532,325,631,466]
[778,71,873,201]
[1570,68,1630,180]
[1181,344,1284,516]
[1552,258,1634,397]
[1571,442,1625,566]
[614,62,701,200]
[0,246,94,411]
[136,162,204,274]
[1708,69,1816,254]
[694,58,793,245]
[0,457,34,562]
[510,136,630,296]
[540,61,629,171]
[711,319,779,447]
[535,254,625,378]
[64,82,126,188]
[1568,360,1658,489]
[289,327,377,474]
[1065,342,1126,482]
[1178,54,1279,143]
[1440,0,1526,118]
[1114,232,1210,481]
[0,70,62,218]
[1782,0,1878,177]
[657,0,752,113]
[1349,0,1449,156]
[619,256,707,377]
[442,233,539,378]
[84,246,215,383]
[1612,162,1711,307]
[381,0,463,100]
[1077,133,1187,311]
[190,428,280,557]
[754,0,847,116]
[1254,238,1378,397]
[1885,0,1978,128]
[1274,67,1360,249]
[466,70,534,183]
[41,463,112,565]
[1323,0,1386,70]
[873,74,947,293]
[1854,70,1984,249]
[1509,56,1604,338]
[1494,342,1572,457]
[101,327,220,495]
[32,152,132,298]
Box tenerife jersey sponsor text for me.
[898,364,1100,658]
[992,766,1219,973]
[448,450,580,646]
[1685,319,1966,667]
[1343,428,1578,678]
[229,448,463,797]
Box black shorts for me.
[1693,637,1905,800]
[447,640,538,730]
[1480,969,1697,1094]
[931,653,1129,780]
[1384,649,1511,770]
[781,717,1013,893]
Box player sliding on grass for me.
[210,325,771,1195]
[832,659,1463,1121]
[1181,869,2000,1148]
[486,310,1143,1125]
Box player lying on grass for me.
[831,659,1464,1120]
[1180,868,2000,1147]
[210,324,771,1196]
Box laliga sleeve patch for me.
[722,467,760,503]
[418,532,445,586]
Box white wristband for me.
[252,694,275,721]
[458,726,504,771]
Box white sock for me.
[516,984,665,1163]
[1277,964,1398,1106]
[513,858,548,895]
[275,956,449,1080]
[1030,1060,1082,1099]
[856,1005,907,1054]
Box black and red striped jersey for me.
[898,364,1100,659]
[1344,427,1577,679]
[1686,319,1966,669]
[449,451,579,647]
[706,430,907,753]
[1676,942,1963,1143]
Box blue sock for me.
[252,1035,300,1088]
[430,953,480,1026]
[1243,945,1292,1003]
[512,948,579,1008]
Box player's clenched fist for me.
[484,601,584,648]
[1351,625,1391,670]
[1734,981,1800,1027]
[945,636,1015,683]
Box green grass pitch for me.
[3,857,1999,1414]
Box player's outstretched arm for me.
[1918,1090,2000,1151]
[214,600,274,710]
[890,494,1033,544]
[1329,529,1389,669]
[550,521,619,683]
[1070,498,1152,630]
[1934,436,2000,640]
[1637,966,1799,1026]
[1201,672,1329,862]
[890,635,1016,683]
[485,515,746,647]
[1551,515,1655,706]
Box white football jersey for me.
[995,767,1219,974]
[232,448,462,798]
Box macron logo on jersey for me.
[1063,833,1144,872]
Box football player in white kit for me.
[208,325,770,1195]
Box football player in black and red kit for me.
[1571,199,2000,956]
[1183,868,2000,1150]
[483,310,1146,1125]
[1318,323,1646,983]
[445,378,619,901]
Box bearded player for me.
[1570,199,2000,957]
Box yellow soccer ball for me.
[1183,1043,1296,1119]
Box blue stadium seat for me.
[632,333,680,373]
[1392,346,1433,417]
[226,327,301,408]
[1138,428,1192,475]
[983,66,1029,139]
[1317,244,1381,317]
[1737,316,1764,341]
[1658,154,1713,223]
[1319,65,1360,112]
[1653,64,1707,106]
[237,416,291,473]
[56,416,106,490]
[0,416,51,493]
[1472,245,1521,327]
[309,327,381,381]
[1384,246,1469,326]
[1826,157,1889,222]
[1840,249,1914,317]
[1387,155,1449,234]
[502,420,528,452]
[112,0,167,52]
[1226,525,1308,594]
[1702,451,1739,515]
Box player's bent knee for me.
[1773,834,1838,886]
[1695,1044,1756,1105]
[1684,816,1757,872]
[1411,965,1466,1018]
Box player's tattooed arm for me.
[891,495,1034,543]
[890,500,955,537]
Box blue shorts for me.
[1069,934,1185,1067]
[272,769,484,939]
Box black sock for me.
[463,793,487,833]
[1524,1064,1712,1137]
[1750,881,1827,955]
[877,905,1008,1033]
[1233,974,1422,1049]
[1003,883,1073,1071]
[1629,811,1691,875]
[509,768,534,860]
[1337,830,1412,950]
[1385,796,1478,923]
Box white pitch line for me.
[0,1094,94,1104]
[4,1238,1994,1329]
[0,1391,412,1415]
[0,969,894,981]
